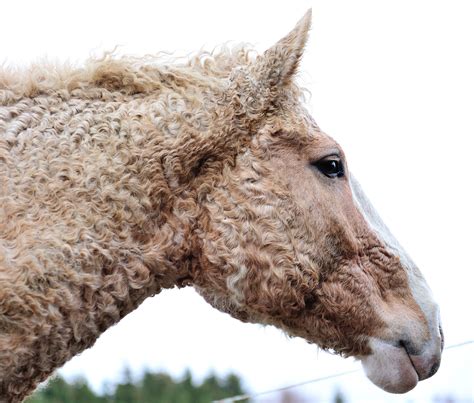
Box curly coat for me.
[0,11,441,401]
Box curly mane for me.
[0,46,255,104]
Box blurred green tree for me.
[27,368,246,402]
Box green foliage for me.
[27,376,106,403]
[27,368,247,403]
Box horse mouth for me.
[400,340,421,380]
[360,336,442,394]
[361,344,419,393]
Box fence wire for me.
[213,340,474,403]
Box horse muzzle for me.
[360,324,443,393]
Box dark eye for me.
[312,157,344,178]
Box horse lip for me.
[360,340,419,393]
[400,341,421,380]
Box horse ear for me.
[251,9,312,88]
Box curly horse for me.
[0,10,442,401]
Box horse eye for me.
[312,157,344,178]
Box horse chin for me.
[360,340,419,394]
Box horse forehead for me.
[308,130,343,153]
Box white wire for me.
[213,340,474,403]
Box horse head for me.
[190,10,443,393]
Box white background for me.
[2,1,473,402]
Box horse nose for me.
[426,357,441,378]
[399,324,443,381]
[408,348,442,381]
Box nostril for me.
[439,325,445,352]
[428,359,441,378]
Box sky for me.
[2,1,473,402]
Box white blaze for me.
[349,175,441,350]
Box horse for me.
[0,10,442,401]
